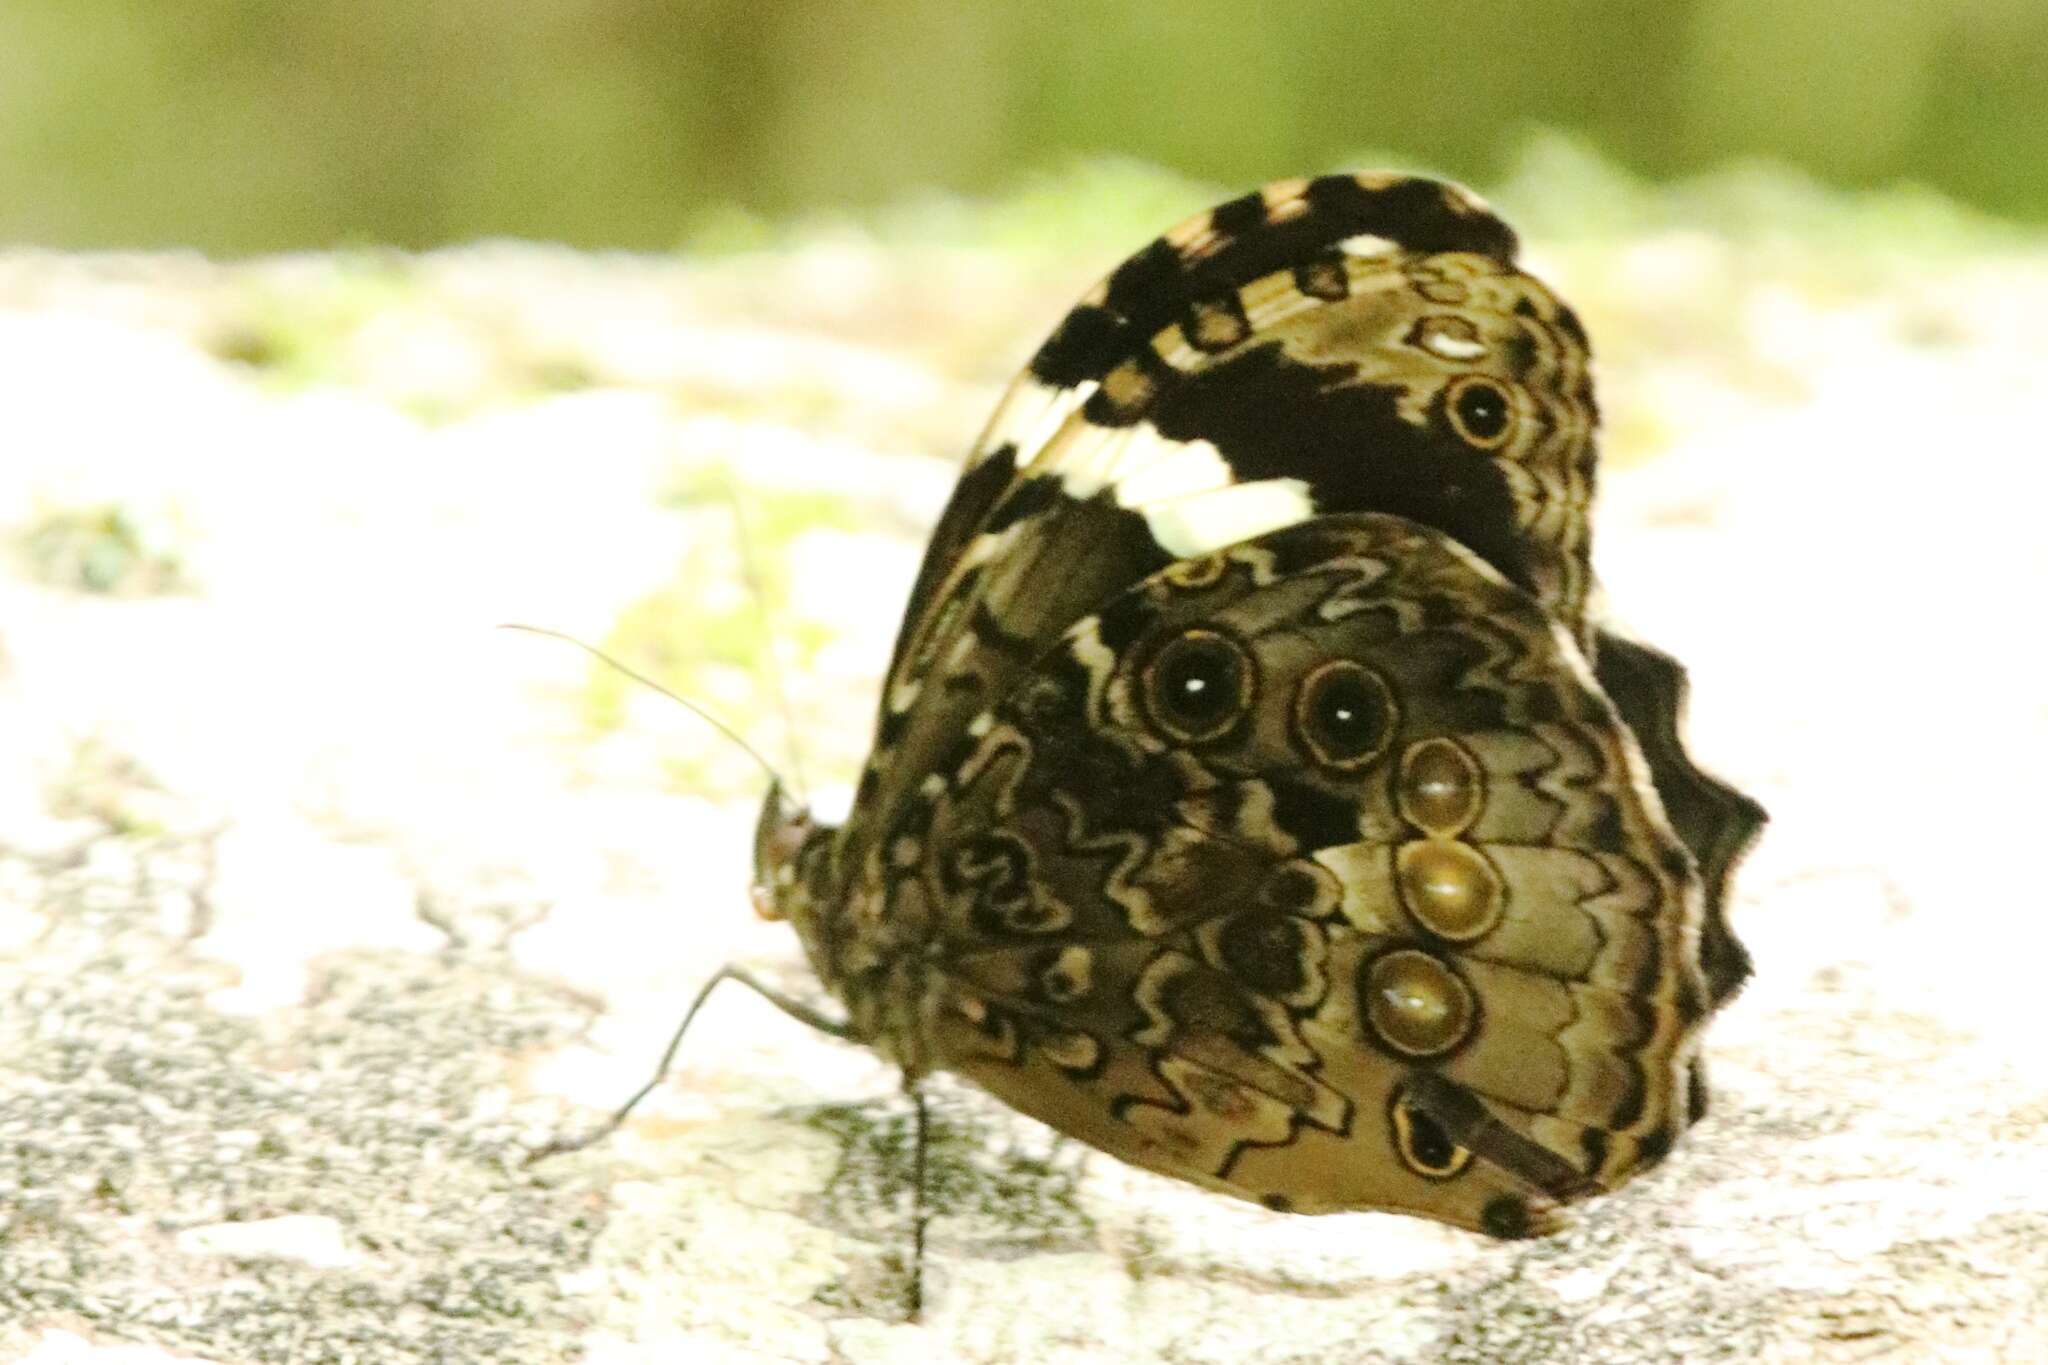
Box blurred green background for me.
[2,0,2042,253]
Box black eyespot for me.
[1141,629,1253,743]
[1481,1194,1535,1240]
[1292,660,1396,771]
[1446,376,1514,448]
[1389,1083,1472,1180]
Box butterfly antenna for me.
[497,623,789,793]
[721,481,812,804]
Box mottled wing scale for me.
[914,517,1711,1234]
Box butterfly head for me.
[751,779,860,1019]
[749,780,816,923]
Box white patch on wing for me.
[1037,413,1247,508]
[1029,419,1308,560]
[1421,332,1487,361]
[1139,478,1315,558]
[1338,233,1399,258]
[1041,418,1144,497]
[974,375,1094,462]
[1110,435,1234,508]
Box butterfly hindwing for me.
[1591,629,1766,1006]
[912,515,1708,1235]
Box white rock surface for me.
[3,234,2045,1363]
[176,1214,361,1270]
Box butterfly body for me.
[751,173,1763,1239]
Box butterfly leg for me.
[525,962,852,1164]
[901,1080,931,1321]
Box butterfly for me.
[725,172,1766,1250]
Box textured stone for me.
[3,230,2046,1364]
